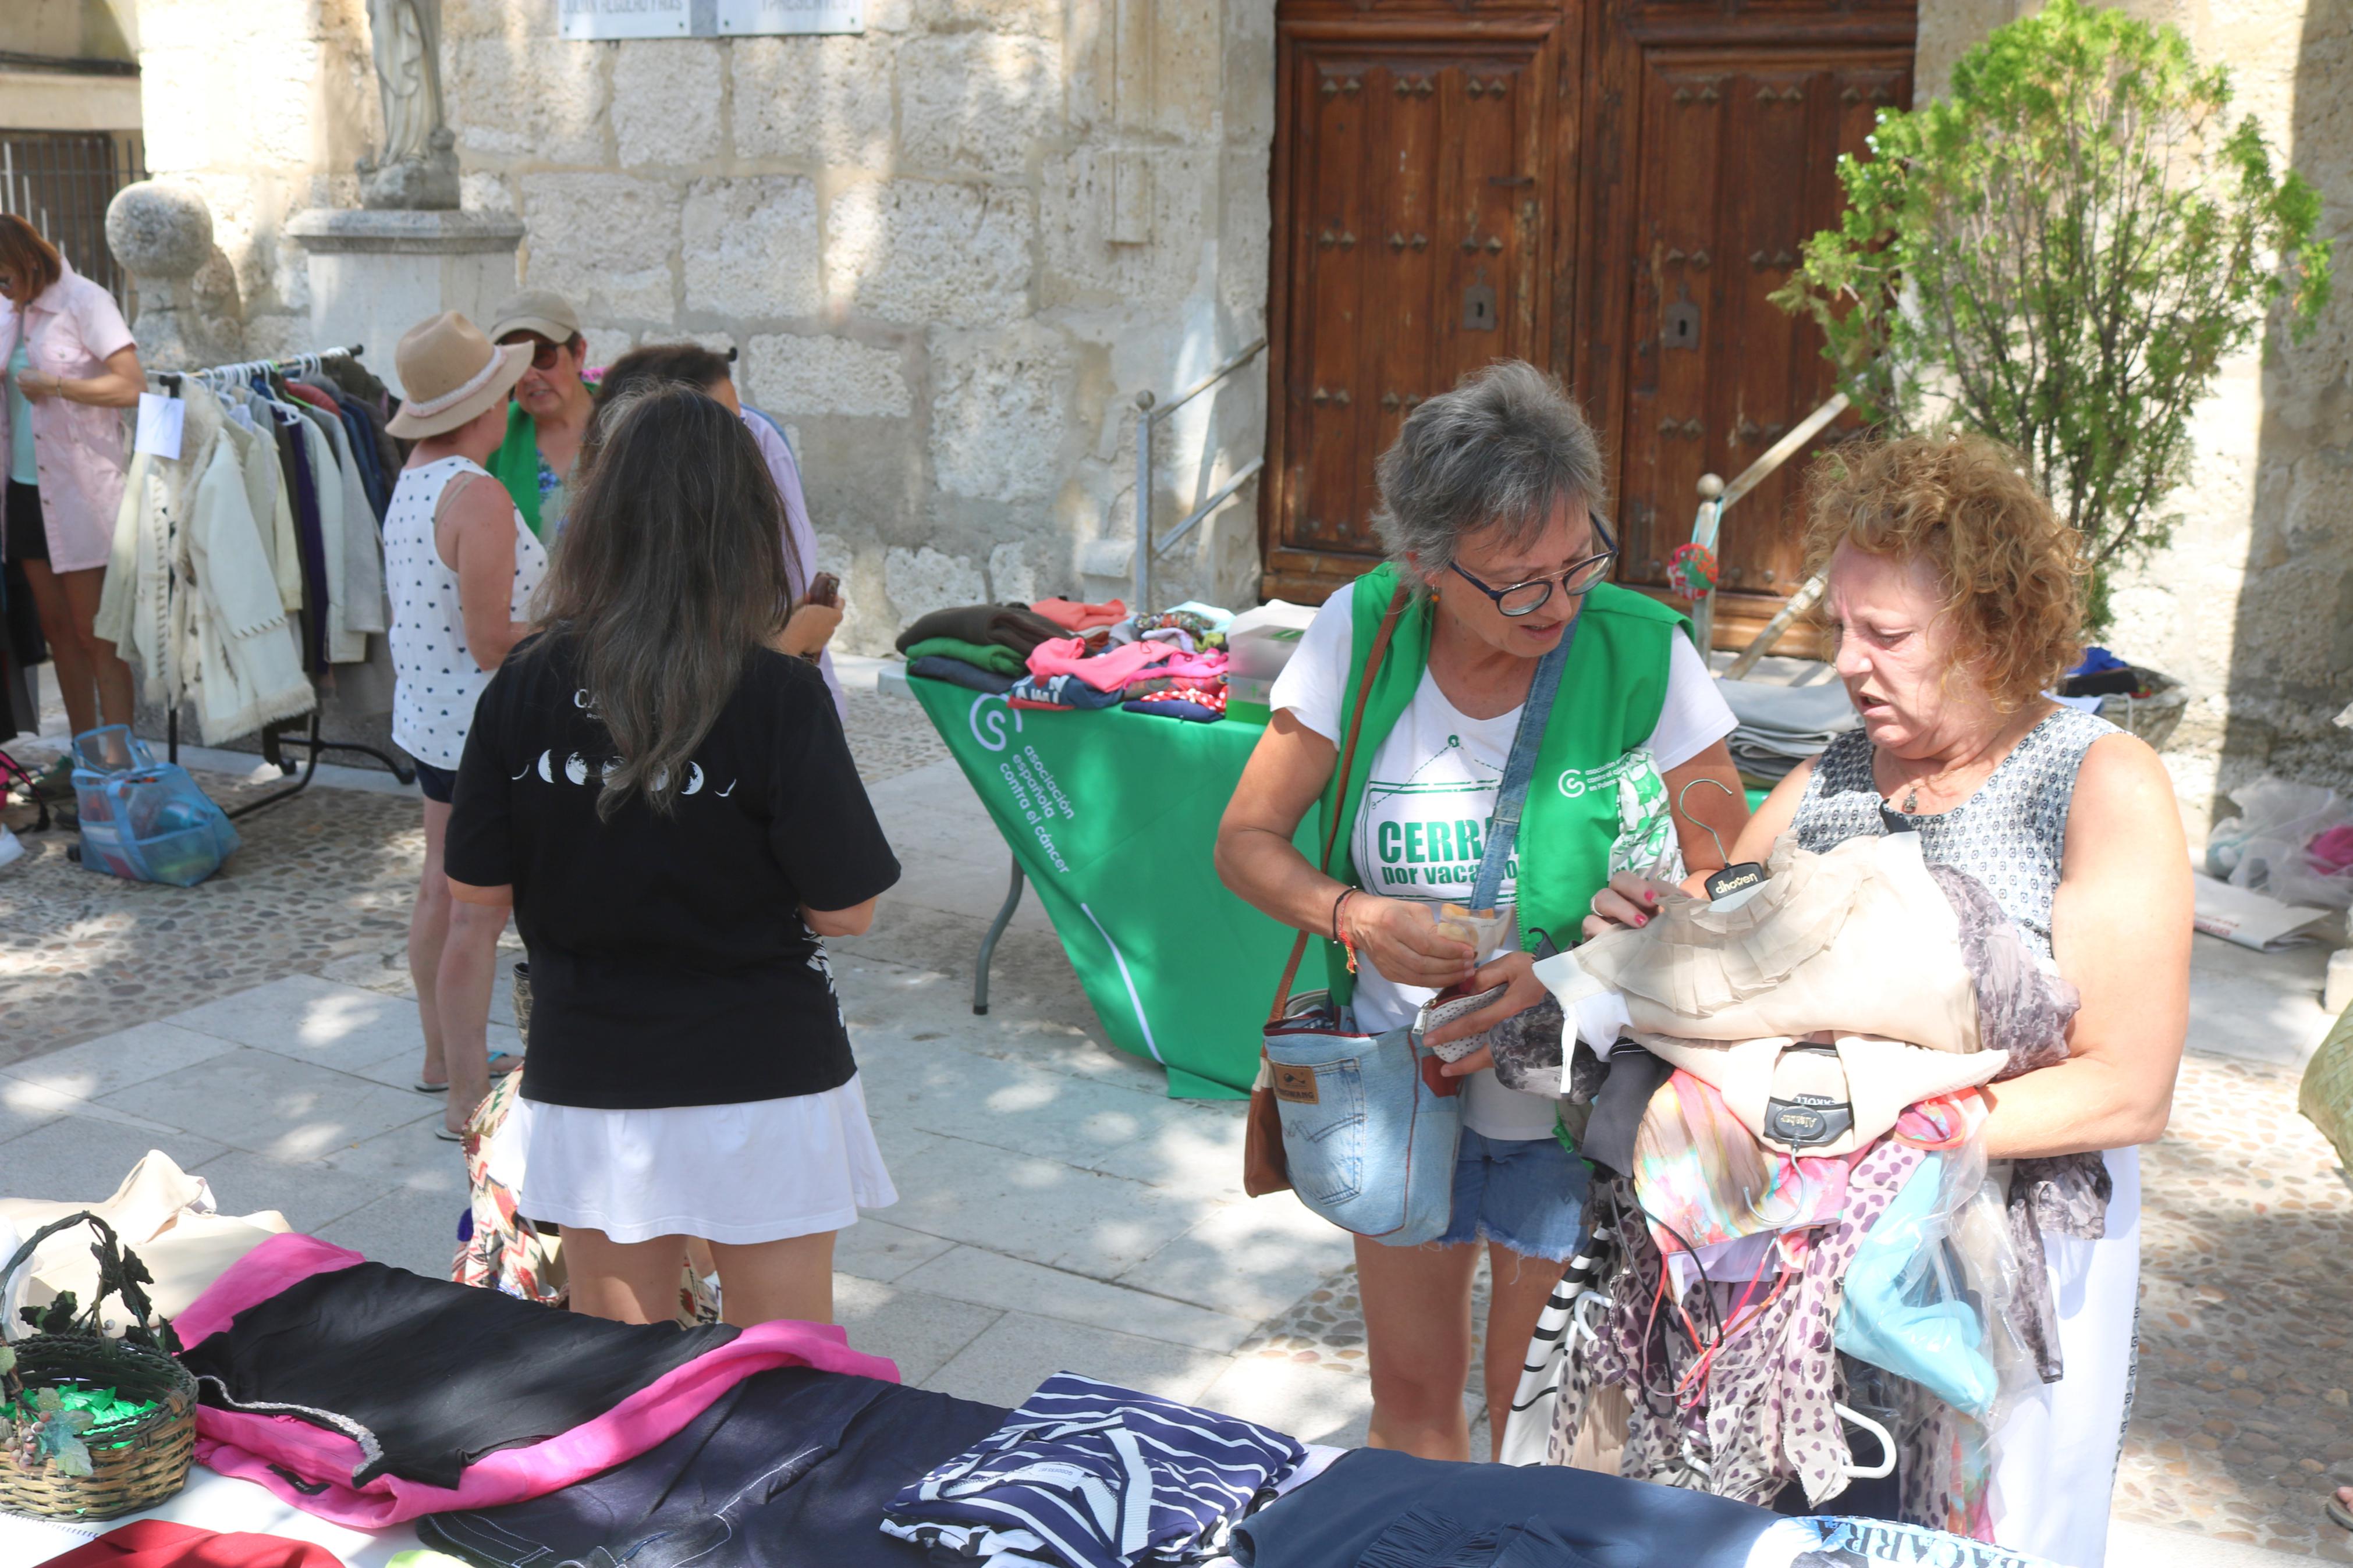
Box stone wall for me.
[1917,0,2353,834]
[133,0,379,361]
[438,0,1275,653]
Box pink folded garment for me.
[1026,636,1177,692]
[1031,596,1127,632]
[1157,650,1229,682]
[173,1232,900,1528]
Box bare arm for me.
[803,896,878,937]
[20,344,144,408]
[1215,711,1477,990]
[437,474,533,671]
[1978,734,2189,1157]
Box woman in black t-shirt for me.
[441,385,899,1328]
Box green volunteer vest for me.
[1318,564,1692,1002]
[485,402,546,539]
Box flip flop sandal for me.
[413,1053,524,1094]
[2327,1494,2353,1533]
[434,1124,465,1143]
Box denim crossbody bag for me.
[1255,600,1582,1246]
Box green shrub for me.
[1774,0,2331,627]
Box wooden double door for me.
[1262,0,1914,649]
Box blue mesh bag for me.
[70,726,241,887]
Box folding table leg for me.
[973,859,1026,1016]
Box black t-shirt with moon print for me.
[444,635,900,1110]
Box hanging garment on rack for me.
[271,400,332,673]
[218,400,303,614]
[272,385,366,662]
[298,396,388,638]
[91,384,313,744]
[181,404,314,743]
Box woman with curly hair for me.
[1586,433,2190,1564]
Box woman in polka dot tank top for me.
[1583,436,2190,1565]
[381,312,547,1134]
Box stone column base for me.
[284,209,526,397]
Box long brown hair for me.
[0,215,63,298]
[530,384,797,819]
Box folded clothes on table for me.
[903,636,1029,678]
[1717,677,1858,783]
[1010,673,1124,710]
[883,1371,1307,1567]
[33,1521,347,1568]
[1027,637,1179,692]
[420,1368,1009,1568]
[173,1232,898,1527]
[1123,698,1220,723]
[1032,596,1127,632]
[908,655,1017,695]
[1230,1446,2059,1568]
[896,603,1066,657]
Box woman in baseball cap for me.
[482,288,595,543]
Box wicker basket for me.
[1,1213,197,1521]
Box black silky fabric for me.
[177,1261,739,1488]
[417,1368,1010,1568]
[1231,1448,1777,1568]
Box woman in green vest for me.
[1217,362,1748,1461]
[482,289,595,543]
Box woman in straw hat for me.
[383,310,546,1136]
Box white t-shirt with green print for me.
[1271,585,1736,1140]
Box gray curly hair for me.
[1369,361,1607,587]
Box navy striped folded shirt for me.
[881,1372,1308,1567]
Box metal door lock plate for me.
[1461,282,1497,332]
[1662,299,1700,350]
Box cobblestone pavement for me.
[5,689,2349,1557]
[0,692,946,1066]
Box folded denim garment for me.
[1010,673,1124,710]
[1123,698,1220,723]
[903,637,1028,677]
[1229,1446,1779,1568]
[418,1368,1006,1568]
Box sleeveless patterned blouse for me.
[1791,705,2117,963]
[1791,704,2122,1242]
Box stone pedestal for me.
[283,209,524,396]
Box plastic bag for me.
[2208,777,2353,909]
[1833,1136,2038,1427]
[70,726,241,887]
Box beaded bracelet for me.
[1330,887,1361,973]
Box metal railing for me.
[1686,389,1849,666]
[0,129,147,315]
[1132,336,1267,613]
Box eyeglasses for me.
[499,333,567,372]
[1449,515,1619,616]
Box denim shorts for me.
[1435,1128,1590,1261]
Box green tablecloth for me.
[908,676,1312,1100]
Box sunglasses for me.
[499,332,570,372]
[1448,515,1619,616]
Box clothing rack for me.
[145,342,418,820]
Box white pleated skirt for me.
[502,1073,897,1246]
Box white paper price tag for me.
[134,392,186,460]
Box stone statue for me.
[359,0,458,210]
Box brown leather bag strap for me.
[1263,582,1412,1025]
